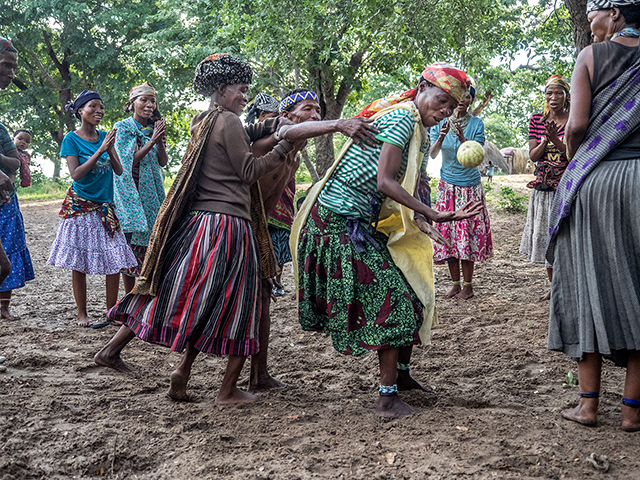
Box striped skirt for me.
[108,212,261,356]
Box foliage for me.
[497,185,527,214]
[0,0,195,178]
[483,112,527,149]
[16,164,71,200]
[563,370,579,387]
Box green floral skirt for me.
[298,203,423,356]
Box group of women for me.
[0,0,639,426]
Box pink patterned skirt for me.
[433,180,493,264]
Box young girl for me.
[13,129,32,187]
[48,90,137,327]
[113,82,167,293]
[0,122,35,320]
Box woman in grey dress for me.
[546,1,640,432]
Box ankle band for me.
[622,398,640,408]
[464,281,472,286]
[452,281,461,285]
[397,362,410,371]
[579,391,600,399]
[379,384,398,396]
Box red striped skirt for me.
[108,212,261,356]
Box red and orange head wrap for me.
[421,62,472,104]
[542,74,571,119]
[356,63,471,118]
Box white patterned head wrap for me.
[587,0,640,13]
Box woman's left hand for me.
[452,122,466,143]
[545,121,560,143]
[416,217,451,248]
[436,201,484,222]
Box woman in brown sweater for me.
[97,54,376,404]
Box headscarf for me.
[65,90,102,118]
[246,93,279,123]
[542,74,571,120]
[129,81,157,101]
[356,63,471,118]
[0,37,16,52]
[279,90,319,113]
[193,54,253,97]
[124,81,160,119]
[587,0,640,13]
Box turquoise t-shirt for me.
[430,115,485,187]
[60,130,114,203]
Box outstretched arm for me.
[277,117,379,150]
[377,142,483,223]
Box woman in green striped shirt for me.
[295,64,483,418]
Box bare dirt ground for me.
[1,175,639,480]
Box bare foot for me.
[215,388,258,405]
[77,314,91,327]
[0,307,17,321]
[397,370,433,393]
[376,394,415,419]
[248,373,287,393]
[445,284,461,298]
[454,286,474,300]
[167,371,190,401]
[94,349,133,373]
[540,290,551,301]
[621,406,640,432]
[561,402,598,426]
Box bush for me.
[497,186,527,214]
[16,164,71,200]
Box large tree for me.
[565,0,591,54]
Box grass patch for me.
[16,178,71,201]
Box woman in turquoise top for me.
[429,87,493,300]
[48,90,137,327]
[113,82,167,293]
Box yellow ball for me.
[457,140,485,168]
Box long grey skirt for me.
[547,158,640,367]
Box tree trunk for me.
[300,147,319,183]
[565,0,591,55]
[471,91,493,117]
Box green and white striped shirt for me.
[318,107,429,220]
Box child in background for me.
[0,124,34,320]
[48,90,137,327]
[486,161,495,183]
[13,129,31,187]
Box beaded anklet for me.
[452,280,461,286]
[397,362,410,371]
[622,398,640,408]
[463,281,472,287]
[579,392,600,399]
[379,384,398,397]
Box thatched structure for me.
[501,147,530,174]
[479,141,509,174]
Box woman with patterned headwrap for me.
[113,82,167,294]
[546,1,640,432]
[97,54,376,404]
[429,85,492,300]
[292,63,484,418]
[246,93,279,124]
[519,75,571,301]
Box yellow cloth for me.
[290,102,437,345]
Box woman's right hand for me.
[416,217,452,248]
[438,119,450,140]
[337,118,380,150]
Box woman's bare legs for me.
[72,270,90,326]
[94,325,136,372]
[376,347,415,418]
[217,355,257,405]
[455,260,475,300]
[106,274,120,310]
[622,351,640,432]
[122,273,136,294]
[0,290,15,320]
[561,353,601,426]
[397,345,429,392]
[445,259,461,298]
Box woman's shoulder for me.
[468,115,484,127]
[530,112,544,123]
[114,116,135,131]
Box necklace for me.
[611,27,640,40]
[449,111,471,131]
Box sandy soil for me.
[1,176,639,479]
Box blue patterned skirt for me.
[0,195,35,291]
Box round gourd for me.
[457,140,485,168]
